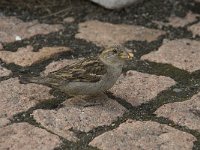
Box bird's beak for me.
[119,51,134,60]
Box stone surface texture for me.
[141,39,200,72]
[0,78,53,120]
[0,65,11,77]
[154,12,199,28]
[0,46,70,67]
[188,22,200,37]
[0,123,61,150]
[90,120,196,150]
[33,96,126,141]
[0,16,63,43]
[110,70,176,106]
[76,20,165,46]
[155,92,200,132]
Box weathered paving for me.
[0,0,200,150]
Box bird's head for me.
[99,45,134,67]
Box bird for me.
[20,45,134,97]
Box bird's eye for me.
[113,49,117,53]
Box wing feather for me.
[47,57,107,83]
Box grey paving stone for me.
[0,78,53,121]
[0,16,63,43]
[0,123,61,150]
[188,22,200,37]
[0,65,11,77]
[33,95,126,141]
[90,120,196,150]
[75,20,165,46]
[110,70,176,106]
[155,92,200,132]
[0,46,70,67]
[141,39,200,72]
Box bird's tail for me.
[20,76,47,84]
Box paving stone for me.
[75,20,165,46]
[188,22,200,37]
[0,43,3,49]
[153,11,199,28]
[0,65,11,77]
[63,17,75,23]
[0,78,53,120]
[0,123,61,150]
[33,96,126,141]
[110,70,176,106]
[0,118,10,127]
[155,92,200,132]
[89,119,196,150]
[0,46,70,67]
[0,16,63,43]
[141,39,200,72]
[41,58,81,76]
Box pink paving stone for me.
[75,20,165,46]
[141,39,200,72]
[0,123,61,150]
[155,92,200,132]
[0,46,70,67]
[33,95,126,141]
[0,78,53,120]
[89,119,196,150]
[0,43,3,49]
[0,65,11,77]
[110,70,176,106]
[0,16,63,43]
[188,22,200,37]
[153,11,199,28]
[0,118,10,127]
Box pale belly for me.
[59,67,122,95]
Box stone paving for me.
[0,0,200,150]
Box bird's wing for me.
[47,57,107,83]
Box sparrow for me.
[21,45,134,96]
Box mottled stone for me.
[0,123,61,150]
[141,39,200,72]
[0,78,53,120]
[0,16,63,43]
[33,96,126,141]
[155,92,200,132]
[0,65,11,77]
[188,22,200,37]
[154,12,199,28]
[90,120,196,150]
[0,118,10,127]
[41,58,81,76]
[76,20,165,46]
[0,43,3,49]
[0,46,70,67]
[110,71,176,106]
[63,17,75,23]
